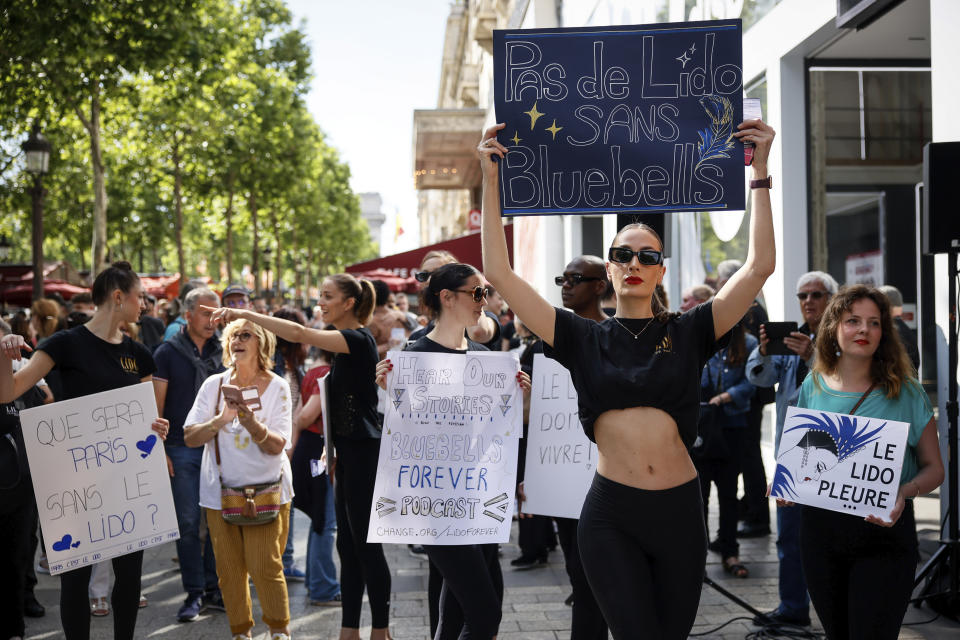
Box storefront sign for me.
[771,406,909,521]
[20,382,179,575]
[493,19,744,216]
[367,350,522,545]
[522,354,596,519]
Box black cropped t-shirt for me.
[543,301,719,448]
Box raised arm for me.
[712,120,777,338]
[0,334,55,403]
[206,307,349,353]
[479,124,557,346]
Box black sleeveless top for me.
[544,301,719,447]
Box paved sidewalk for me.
[22,425,960,639]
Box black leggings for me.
[60,550,144,640]
[578,474,706,640]
[334,438,391,629]
[426,543,503,640]
[696,427,744,559]
[556,517,608,640]
[800,502,918,640]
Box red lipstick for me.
[625,277,644,285]
[854,339,869,345]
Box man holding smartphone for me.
[745,270,839,627]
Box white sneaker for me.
[270,634,291,640]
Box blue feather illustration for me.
[770,463,798,499]
[696,95,735,167]
[785,412,886,462]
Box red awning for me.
[1,280,89,307]
[349,269,418,293]
[347,226,513,281]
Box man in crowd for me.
[680,284,715,312]
[163,281,201,342]
[138,293,166,350]
[878,284,920,371]
[69,292,96,317]
[152,288,225,622]
[222,283,252,311]
[746,270,839,627]
[368,280,409,358]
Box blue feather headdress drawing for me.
[695,95,735,168]
[770,463,799,500]
[785,412,886,462]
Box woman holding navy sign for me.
[477,117,776,638]
[787,285,943,639]
[375,263,531,640]
[0,261,170,640]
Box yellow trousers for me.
[206,502,291,634]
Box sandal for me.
[90,596,109,617]
[723,557,749,578]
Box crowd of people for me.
[0,115,945,640]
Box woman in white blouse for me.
[183,319,294,640]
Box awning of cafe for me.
[412,108,486,191]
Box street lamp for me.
[22,123,52,302]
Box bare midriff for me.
[594,406,697,490]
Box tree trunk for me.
[249,192,259,295]
[87,86,109,275]
[271,209,281,297]
[225,172,235,282]
[173,135,185,292]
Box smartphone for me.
[222,384,262,411]
[764,321,799,356]
[742,98,762,165]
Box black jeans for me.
[800,502,918,640]
[334,437,391,629]
[518,513,554,559]
[0,491,35,639]
[739,398,769,527]
[60,551,144,640]
[556,517,608,640]
[426,543,503,640]
[696,426,744,559]
[578,474,706,640]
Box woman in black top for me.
[0,262,170,640]
[209,273,391,640]
[477,120,776,639]
[376,263,529,640]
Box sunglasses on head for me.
[607,246,663,266]
[231,331,255,343]
[555,274,603,287]
[452,285,493,303]
[797,291,827,301]
[414,270,432,283]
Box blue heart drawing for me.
[136,434,157,459]
[52,534,79,552]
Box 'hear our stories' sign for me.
[493,19,744,216]
[367,350,522,545]
[20,382,179,575]
[771,406,909,521]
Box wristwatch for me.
[750,175,773,189]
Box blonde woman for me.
[183,319,293,640]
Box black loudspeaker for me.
[922,142,960,255]
[615,212,670,258]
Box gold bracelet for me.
[254,428,269,444]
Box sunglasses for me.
[414,270,432,283]
[797,291,827,301]
[555,274,603,287]
[231,331,256,343]
[452,286,493,303]
[607,246,663,266]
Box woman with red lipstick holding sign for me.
[478,119,776,639]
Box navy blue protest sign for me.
[493,20,744,216]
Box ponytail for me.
[92,261,139,306]
[328,273,376,325]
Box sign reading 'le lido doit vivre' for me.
[493,19,745,216]
[771,406,910,521]
[367,350,522,545]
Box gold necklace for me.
[613,316,655,340]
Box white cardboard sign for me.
[522,354,597,519]
[367,350,522,545]
[20,382,179,575]
[771,406,909,521]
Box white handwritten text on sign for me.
[20,382,179,575]
[367,350,522,545]
[523,354,596,519]
[770,406,909,521]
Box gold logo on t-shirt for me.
[119,356,139,375]
[655,335,673,355]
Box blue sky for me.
[286,0,452,255]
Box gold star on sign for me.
[524,101,545,130]
[546,119,563,140]
[510,131,521,145]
